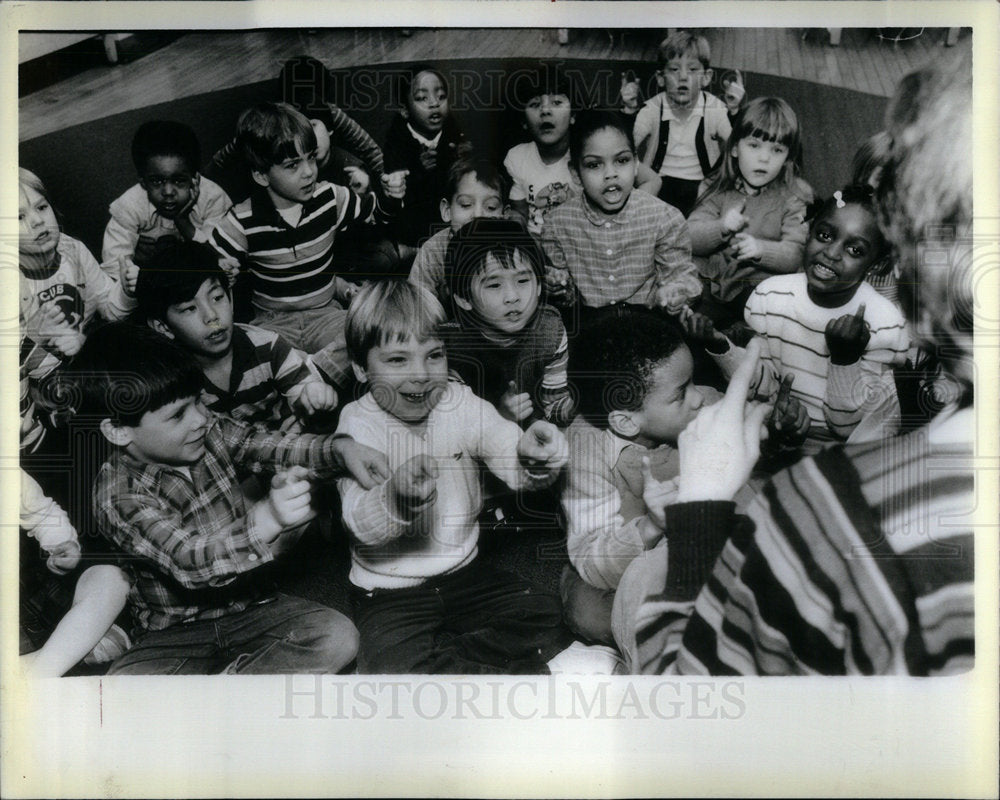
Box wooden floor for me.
[18,26,968,141]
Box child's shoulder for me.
[855,281,907,324]
[752,271,806,299]
[109,182,151,214]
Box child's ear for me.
[251,170,270,189]
[440,198,452,224]
[453,294,473,312]
[147,318,175,340]
[351,362,369,383]
[608,409,641,439]
[99,419,133,447]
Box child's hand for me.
[766,373,810,447]
[722,78,746,116]
[620,70,640,114]
[39,303,84,358]
[118,256,140,296]
[177,173,201,218]
[295,381,338,416]
[655,283,690,315]
[680,307,730,353]
[544,265,575,304]
[730,232,763,261]
[333,437,391,489]
[344,165,371,195]
[640,455,671,531]
[517,420,569,480]
[527,208,546,236]
[825,304,871,365]
[335,276,362,306]
[45,539,82,575]
[676,338,772,503]
[381,169,409,200]
[266,466,315,529]
[721,199,748,237]
[133,234,158,266]
[418,146,438,171]
[388,454,439,514]
[500,380,534,422]
[310,119,332,164]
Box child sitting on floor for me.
[408,156,507,305]
[336,280,618,674]
[382,65,468,256]
[540,110,703,325]
[102,120,231,283]
[442,217,573,427]
[687,184,910,450]
[688,97,814,332]
[137,239,337,432]
[74,323,389,674]
[210,102,407,358]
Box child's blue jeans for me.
[105,593,358,675]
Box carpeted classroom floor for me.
[19,57,888,619]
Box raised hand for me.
[721,198,748,237]
[267,465,315,529]
[499,380,534,422]
[620,70,640,114]
[119,256,140,296]
[517,420,569,480]
[825,303,871,365]
[641,455,672,531]
[381,169,410,200]
[388,454,439,514]
[766,373,810,447]
[344,165,371,195]
[680,307,729,353]
[295,381,338,416]
[676,337,772,503]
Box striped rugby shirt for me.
[210,181,398,311]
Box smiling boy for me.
[75,323,389,674]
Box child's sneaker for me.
[547,640,625,675]
[83,624,132,665]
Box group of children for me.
[20,31,940,676]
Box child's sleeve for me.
[408,239,447,301]
[191,178,233,243]
[76,238,137,320]
[538,326,574,427]
[653,207,703,306]
[209,208,249,280]
[687,189,730,256]
[503,147,529,204]
[461,388,535,491]
[217,414,352,481]
[562,432,674,590]
[335,405,415,547]
[325,103,385,179]
[93,470,275,589]
[262,330,327,410]
[752,187,811,275]
[330,181,401,234]
[824,304,910,440]
[20,469,78,552]
[101,189,142,269]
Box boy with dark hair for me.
[102,119,231,280]
[210,102,407,355]
[75,323,388,674]
[137,239,336,431]
[633,31,731,217]
[561,310,721,646]
[407,156,507,304]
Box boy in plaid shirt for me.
[76,323,388,674]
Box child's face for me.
[18,185,60,258]
[156,278,234,361]
[441,173,504,231]
[140,155,195,219]
[406,71,449,138]
[805,204,882,299]
[632,346,705,446]
[456,251,540,334]
[524,93,573,150]
[660,54,711,109]
[733,136,789,189]
[120,395,210,467]
[254,141,319,209]
[358,335,449,423]
[573,127,636,215]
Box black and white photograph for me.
[3,1,997,797]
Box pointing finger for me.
[855,303,867,320]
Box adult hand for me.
[676,338,771,502]
[825,303,871,365]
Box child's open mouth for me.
[602,186,624,202]
[401,391,429,404]
[206,329,228,344]
[810,262,837,281]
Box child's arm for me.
[562,434,673,590]
[539,223,580,307]
[652,207,704,313]
[323,102,385,179]
[209,207,248,283]
[101,191,143,272]
[175,176,233,244]
[260,330,338,418]
[687,191,744,256]
[21,470,82,575]
[537,327,574,427]
[75,237,138,321]
[339,455,437,547]
[823,304,908,439]
[729,190,810,274]
[681,308,780,399]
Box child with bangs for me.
[210,102,407,359]
[688,97,814,332]
[441,217,573,427]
